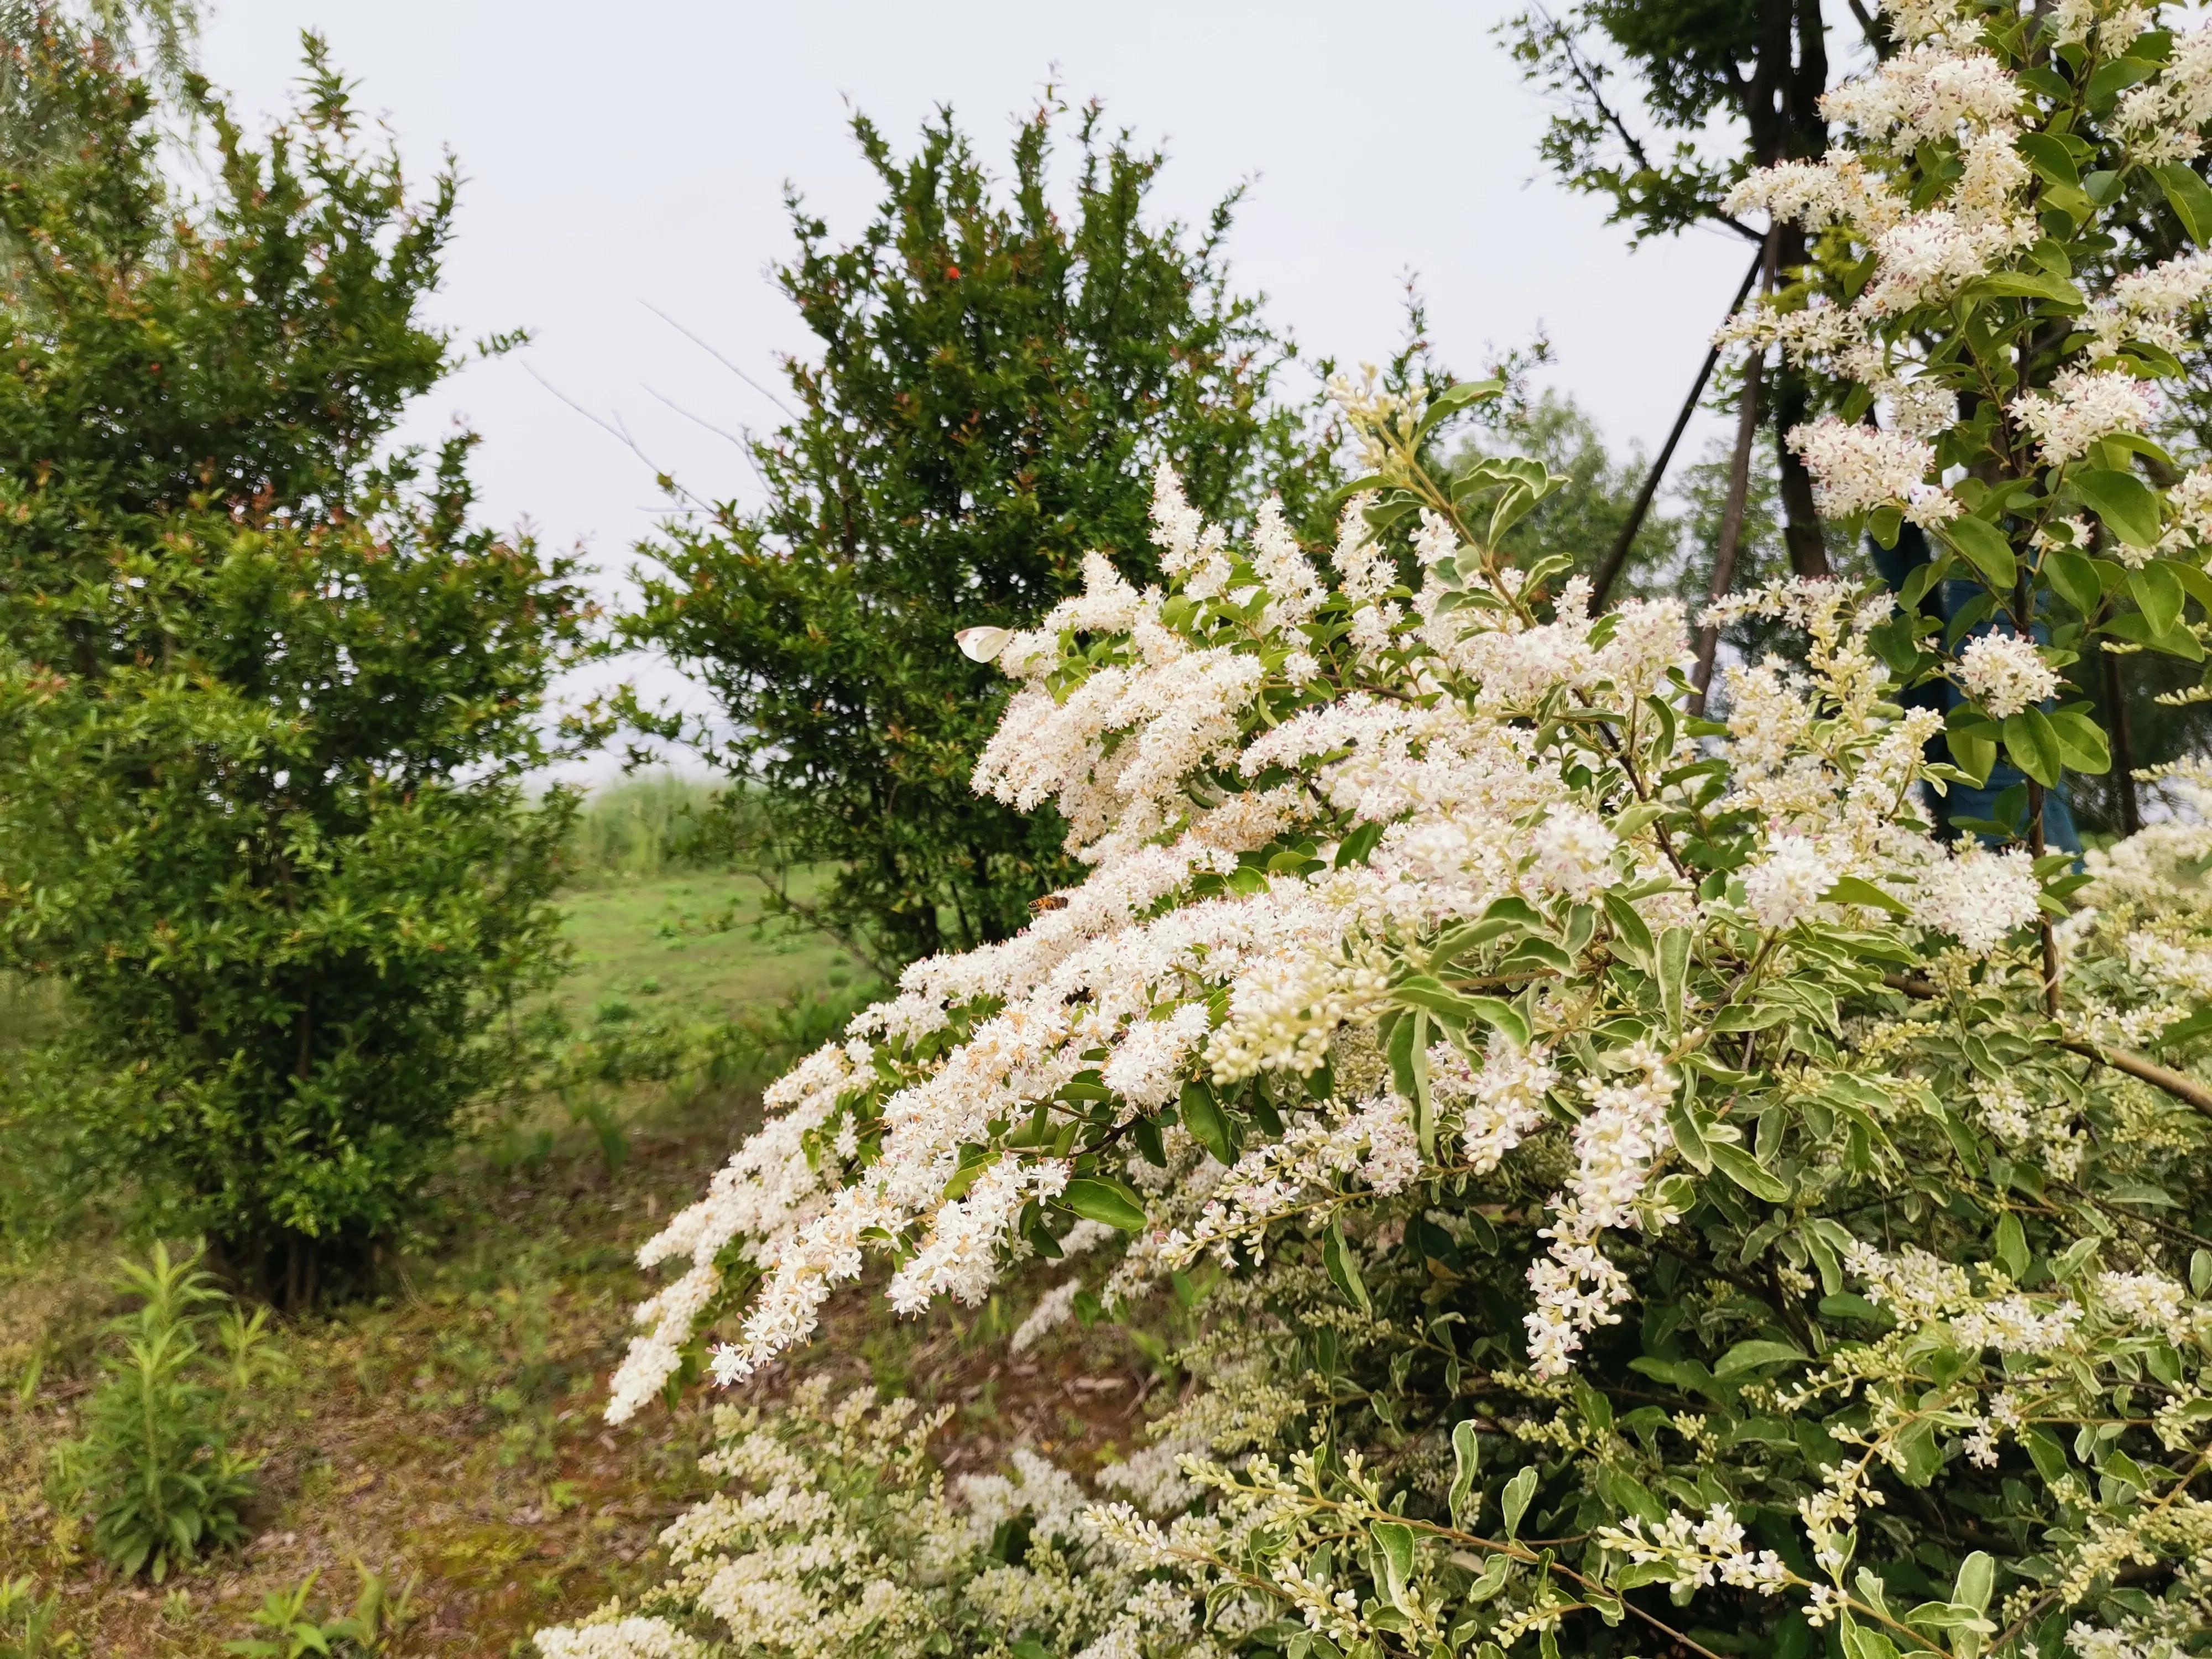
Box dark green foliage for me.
[64,1244,257,1582]
[0,33,591,1295]
[627,100,1337,968]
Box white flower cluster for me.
[1171,1088,1421,1266]
[2091,1270,2204,1346]
[1821,45,2020,146]
[1954,629,2061,719]
[1430,1037,1555,1173]
[2117,25,2212,163]
[1525,1048,1677,1376]
[2089,249,2212,354]
[534,1618,706,1659]
[1908,843,2042,954]
[551,18,2212,1659]
[2012,367,2157,466]
[1786,417,1956,526]
[1596,1504,1788,1595]
[1743,834,1840,932]
[603,449,2074,1413]
[1010,1277,1086,1354]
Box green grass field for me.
[555,870,860,1027]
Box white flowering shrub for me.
[551,4,2212,1656]
[538,1378,1202,1659]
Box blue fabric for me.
[1866,523,2081,854]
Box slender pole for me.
[2101,646,2141,835]
[1590,248,1767,611]
[1688,345,1767,715]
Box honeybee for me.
[1030,893,1070,915]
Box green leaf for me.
[1600,891,1654,968]
[1396,975,1482,1024]
[1823,875,1908,916]
[1462,996,1532,1050]
[2102,608,2205,659]
[2076,467,2162,547]
[1387,1009,1422,1102]
[1449,1421,1481,1529]
[940,1149,997,1202]
[1498,937,1575,976]
[1714,1338,1808,1379]
[2002,708,2064,787]
[2156,161,2212,243]
[1903,1602,1992,1631]
[1421,378,1505,431]
[1954,1551,1996,1616]
[2018,132,2080,186]
[1667,1099,1713,1173]
[1942,517,2017,589]
[2044,547,2104,615]
[2132,560,2184,635]
[1323,1221,1371,1314]
[1064,1177,1147,1232]
[1179,1081,1235,1166]
[1892,1417,1944,1487]
[1950,723,1997,786]
[2046,706,2111,774]
[1372,1519,1417,1607]
[1966,269,2085,307]
[1708,1142,1792,1202]
[2089,54,2162,109]
[1501,1466,1538,1539]
[2173,558,2212,613]
[1431,915,1526,967]
[1334,821,1385,868]
[1657,926,1691,1036]
[1995,1210,2030,1280]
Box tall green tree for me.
[0,26,592,1300]
[626,101,1338,971]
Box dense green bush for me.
[625,99,1340,971]
[0,30,592,1298]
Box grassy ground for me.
[555,870,858,1027]
[0,869,1147,1656]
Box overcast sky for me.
[194,0,1759,770]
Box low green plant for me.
[225,1564,416,1657]
[0,1577,74,1659]
[564,1091,631,1177]
[66,1243,257,1580]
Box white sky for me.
[195,0,1759,772]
